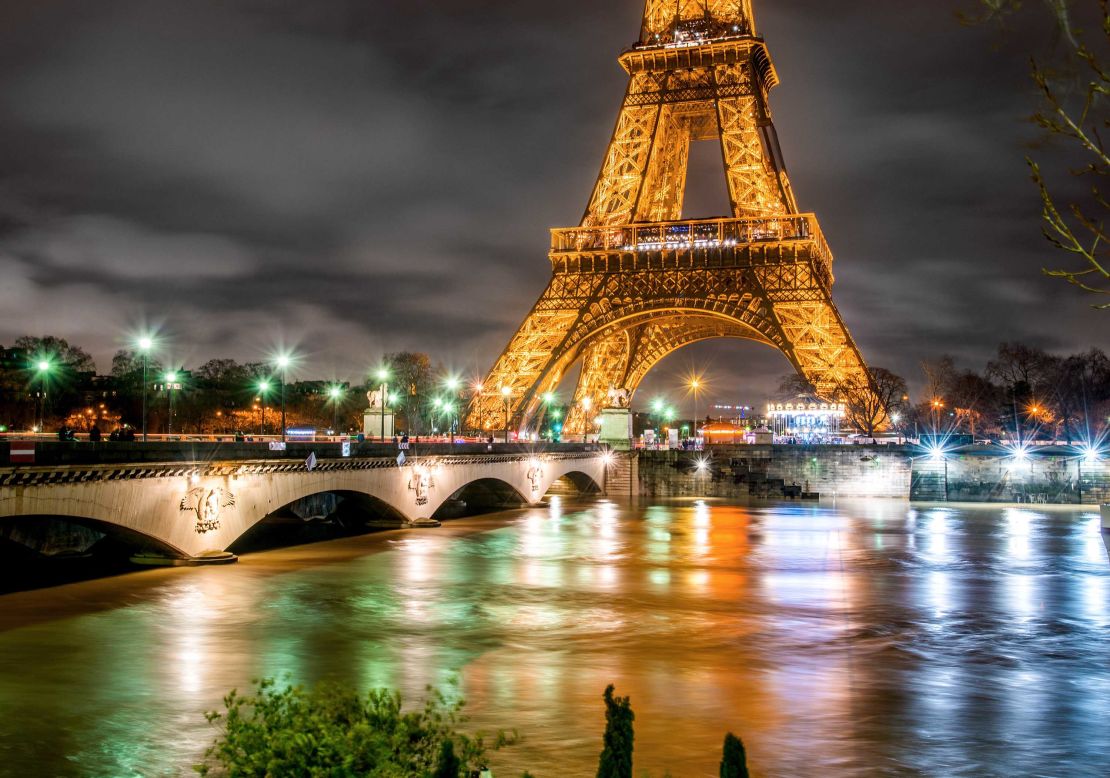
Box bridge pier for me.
[131,550,238,567]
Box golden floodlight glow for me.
[466,0,875,438]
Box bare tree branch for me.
[973,0,1110,307]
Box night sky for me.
[0,1,1104,414]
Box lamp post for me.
[443,401,456,443]
[650,398,665,447]
[432,397,444,437]
[931,398,944,439]
[258,380,271,435]
[444,377,460,443]
[164,371,179,436]
[328,386,342,435]
[689,378,701,443]
[376,367,389,441]
[276,355,291,443]
[501,386,512,443]
[34,359,51,433]
[138,336,153,442]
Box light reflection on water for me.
[0,499,1108,777]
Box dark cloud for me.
[0,0,1104,413]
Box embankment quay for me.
[618,444,1109,504]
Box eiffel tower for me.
[468,0,873,437]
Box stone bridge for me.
[0,447,608,561]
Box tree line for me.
[2,334,1107,441]
[0,336,465,437]
[781,343,1110,442]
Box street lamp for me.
[276,354,291,443]
[376,367,390,441]
[432,397,444,436]
[930,398,944,437]
[648,398,666,446]
[34,359,51,433]
[137,336,153,442]
[258,380,271,435]
[688,377,702,443]
[443,401,456,442]
[164,371,179,436]
[441,377,461,442]
[328,385,342,434]
[501,385,512,443]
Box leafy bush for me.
[195,677,515,777]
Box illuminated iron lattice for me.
[468,0,876,436]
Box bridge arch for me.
[522,306,795,431]
[0,513,182,560]
[433,478,528,520]
[546,470,603,497]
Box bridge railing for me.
[0,449,607,486]
[1,440,606,469]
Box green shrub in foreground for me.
[195,677,516,777]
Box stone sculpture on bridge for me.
[180,486,236,534]
[527,462,545,496]
[408,465,435,506]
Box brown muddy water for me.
[0,497,1107,776]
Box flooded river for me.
[0,498,1107,776]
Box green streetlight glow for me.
[444,376,460,391]
[164,371,177,383]
[376,367,389,382]
[36,360,50,373]
[543,392,555,404]
[137,336,153,352]
[258,380,271,393]
[329,386,341,399]
[433,397,444,409]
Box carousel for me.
[766,397,846,442]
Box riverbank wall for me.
[628,445,1110,504]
